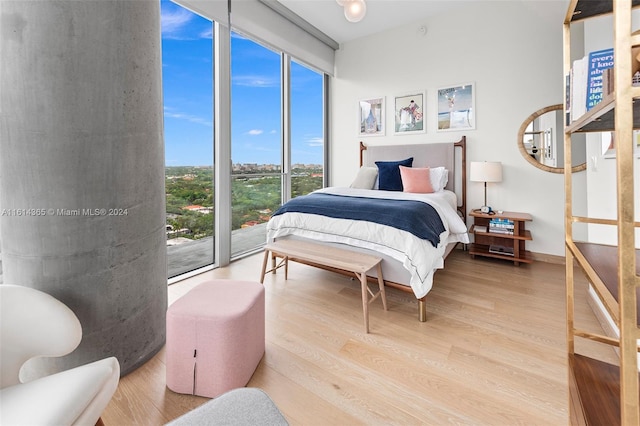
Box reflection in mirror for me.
[517,104,586,173]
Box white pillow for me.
[350,166,378,190]
[429,167,449,192]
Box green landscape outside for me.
[165,166,323,242]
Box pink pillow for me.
[399,166,434,193]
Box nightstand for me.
[468,210,533,265]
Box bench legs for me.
[260,249,289,284]
[260,250,269,283]
[356,263,387,333]
[260,248,387,333]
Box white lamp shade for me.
[470,161,502,183]
[344,0,366,22]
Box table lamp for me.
[470,161,502,213]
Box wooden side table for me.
[468,210,533,266]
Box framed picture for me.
[437,82,476,131]
[394,91,425,134]
[358,97,385,137]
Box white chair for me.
[0,284,120,425]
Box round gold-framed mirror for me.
[517,104,586,173]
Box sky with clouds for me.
[161,0,324,167]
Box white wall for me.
[330,0,582,257]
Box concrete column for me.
[0,0,167,376]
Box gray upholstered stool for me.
[166,387,288,426]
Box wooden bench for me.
[260,239,387,333]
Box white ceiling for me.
[275,0,481,45]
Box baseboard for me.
[586,284,640,371]
[461,246,565,264]
[586,286,620,346]
[531,251,565,264]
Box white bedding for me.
[266,187,469,298]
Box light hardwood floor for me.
[102,248,617,425]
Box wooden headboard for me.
[359,136,467,218]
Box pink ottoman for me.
[166,280,265,398]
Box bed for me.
[265,136,468,321]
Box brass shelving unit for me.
[564,1,640,424]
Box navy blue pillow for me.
[375,157,414,191]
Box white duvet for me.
[266,187,469,298]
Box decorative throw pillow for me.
[429,167,449,192]
[375,157,413,191]
[399,166,434,193]
[349,166,378,189]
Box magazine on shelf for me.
[489,228,514,235]
[489,245,514,256]
[474,225,487,233]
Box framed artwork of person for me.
[394,91,425,135]
[437,82,476,132]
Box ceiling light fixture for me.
[337,0,367,23]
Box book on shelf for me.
[570,55,588,121]
[566,47,614,122]
[489,218,514,234]
[489,218,514,227]
[586,48,614,112]
[474,225,487,233]
[565,73,571,125]
[602,67,614,97]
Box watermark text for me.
[1,208,129,217]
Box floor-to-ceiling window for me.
[161,1,214,278]
[161,1,327,275]
[230,33,282,257]
[290,59,325,198]
[229,37,326,258]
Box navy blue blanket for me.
[272,193,445,247]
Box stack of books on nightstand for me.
[489,218,514,235]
